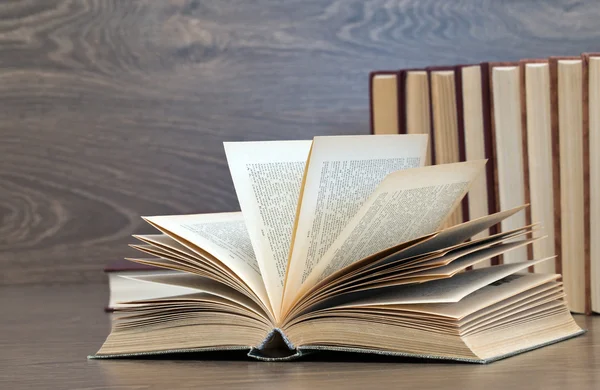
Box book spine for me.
[548,59,562,277]
[487,63,504,265]
[582,53,593,315]
[426,68,438,165]
[453,65,470,224]
[518,60,534,271]
[369,71,376,135]
[398,70,408,135]
[480,62,499,243]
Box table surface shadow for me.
[0,283,599,390]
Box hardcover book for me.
[92,135,583,362]
[104,260,188,312]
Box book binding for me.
[89,327,584,363]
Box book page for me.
[108,271,196,309]
[292,225,536,316]
[299,206,528,303]
[127,273,266,316]
[142,212,271,312]
[300,160,486,294]
[328,258,551,308]
[373,206,528,268]
[224,140,311,318]
[317,237,539,297]
[282,134,428,312]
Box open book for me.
[92,135,583,363]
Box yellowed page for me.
[224,141,311,319]
[334,258,552,307]
[408,238,539,278]
[313,273,559,319]
[134,234,199,257]
[108,271,194,309]
[524,63,556,272]
[282,134,428,312]
[590,57,600,313]
[372,75,399,134]
[143,212,271,313]
[492,66,528,263]
[299,160,486,301]
[462,65,490,268]
[557,59,586,313]
[127,273,266,316]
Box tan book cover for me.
[549,56,587,314]
[370,71,401,135]
[582,52,600,314]
[488,63,530,265]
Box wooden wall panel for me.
[1,0,599,285]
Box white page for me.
[282,134,428,312]
[143,212,270,313]
[300,160,486,294]
[224,140,311,318]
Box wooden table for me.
[1,283,598,389]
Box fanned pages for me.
[281,135,428,314]
[94,134,582,363]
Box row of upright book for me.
[369,53,600,314]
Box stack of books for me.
[370,53,600,315]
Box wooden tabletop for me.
[1,283,598,389]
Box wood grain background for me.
[1,0,599,286]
